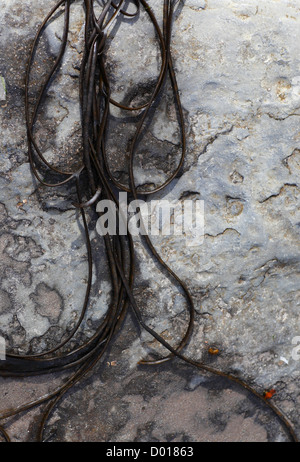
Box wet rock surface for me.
[0,0,299,442]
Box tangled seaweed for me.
[0,0,298,442]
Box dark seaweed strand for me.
[25,0,81,182]
[0,425,10,442]
[88,0,196,368]
[1,1,126,369]
[0,0,297,443]
[0,0,137,436]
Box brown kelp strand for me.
[0,0,298,442]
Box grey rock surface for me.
[0,0,299,442]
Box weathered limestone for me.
[0,0,299,441]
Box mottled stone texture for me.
[0,0,299,442]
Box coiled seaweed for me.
[0,0,298,442]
